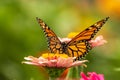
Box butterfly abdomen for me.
[61,42,68,54]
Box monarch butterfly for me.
[36,17,109,60]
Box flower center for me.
[41,53,69,60]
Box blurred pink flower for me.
[80,72,104,80]
[89,35,107,48]
[22,54,88,68]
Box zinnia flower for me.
[59,32,107,48]
[23,53,87,68]
[22,53,88,79]
[89,35,107,48]
[80,72,104,80]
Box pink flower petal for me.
[70,60,88,67]
[80,72,89,80]
[58,37,71,43]
[88,72,104,80]
[80,72,104,80]
[89,35,107,48]
[23,56,87,68]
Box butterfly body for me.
[61,42,67,53]
[36,17,109,60]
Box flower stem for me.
[45,67,66,79]
[66,66,84,79]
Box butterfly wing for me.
[66,17,109,59]
[36,17,62,53]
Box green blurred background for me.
[0,0,120,80]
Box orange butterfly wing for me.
[36,17,62,54]
[66,17,109,59]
